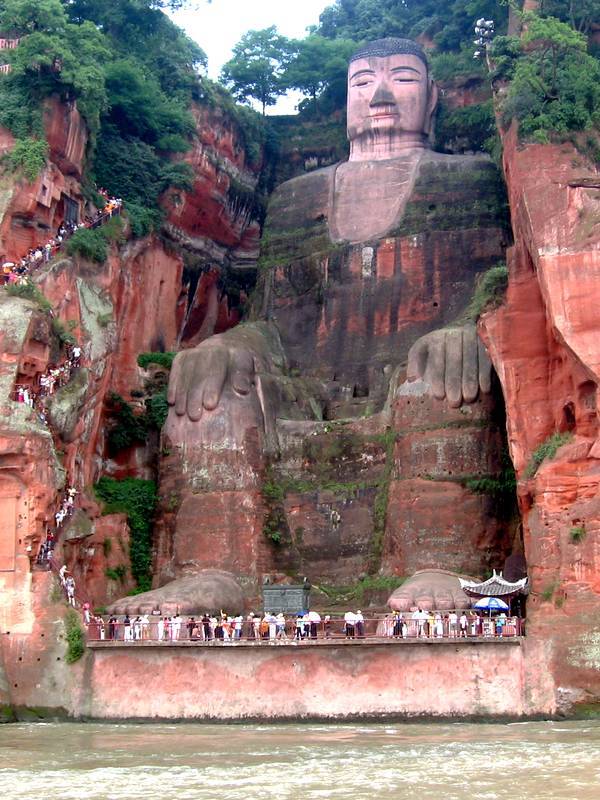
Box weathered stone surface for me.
[260,151,508,410]
[108,569,244,616]
[388,569,472,611]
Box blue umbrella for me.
[474,596,509,611]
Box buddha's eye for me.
[353,79,373,87]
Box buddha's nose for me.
[369,81,396,108]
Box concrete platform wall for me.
[74,639,557,721]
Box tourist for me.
[157,616,165,641]
[82,601,91,625]
[65,575,76,606]
[123,614,132,641]
[187,617,195,639]
[496,612,507,637]
[171,613,181,640]
[108,615,117,640]
[412,608,427,638]
[295,614,303,641]
[434,612,444,639]
[202,613,211,640]
[459,612,468,638]
[448,610,458,638]
[344,610,356,639]
[133,616,142,640]
[308,610,321,639]
[355,610,365,638]
[234,614,244,640]
[324,615,332,638]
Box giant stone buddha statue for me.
[113,39,511,614]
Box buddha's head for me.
[347,38,438,161]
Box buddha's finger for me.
[174,361,190,416]
[202,349,228,410]
[426,334,446,400]
[406,336,429,382]
[186,376,205,422]
[231,348,254,395]
[478,339,492,394]
[444,328,463,408]
[167,352,183,406]
[462,325,479,404]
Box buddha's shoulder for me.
[416,150,502,185]
[267,165,336,230]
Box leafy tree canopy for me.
[495,13,600,140]
[283,35,356,113]
[221,26,292,114]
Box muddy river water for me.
[0,719,599,799]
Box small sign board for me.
[263,584,310,615]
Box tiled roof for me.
[459,571,528,597]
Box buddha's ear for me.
[424,79,439,137]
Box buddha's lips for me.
[370,111,399,119]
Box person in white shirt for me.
[344,611,356,639]
[448,611,458,638]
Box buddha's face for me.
[347,53,436,151]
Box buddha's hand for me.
[406,325,491,408]
[167,335,257,423]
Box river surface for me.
[0,720,599,799]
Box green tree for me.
[499,14,600,137]
[221,26,291,114]
[539,0,600,35]
[283,35,356,114]
[1,1,110,135]
[0,0,66,34]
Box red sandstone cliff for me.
[0,93,264,716]
[480,123,600,709]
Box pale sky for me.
[170,0,333,114]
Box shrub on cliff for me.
[94,477,157,593]
[3,136,49,182]
[5,281,52,312]
[66,218,124,263]
[64,608,85,664]
[137,352,175,370]
[105,393,148,454]
[525,431,573,478]
[496,14,600,140]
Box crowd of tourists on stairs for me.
[36,485,78,566]
[14,342,82,420]
[0,191,122,286]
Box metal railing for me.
[86,615,524,645]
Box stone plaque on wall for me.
[263,585,310,615]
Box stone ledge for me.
[88,636,522,650]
